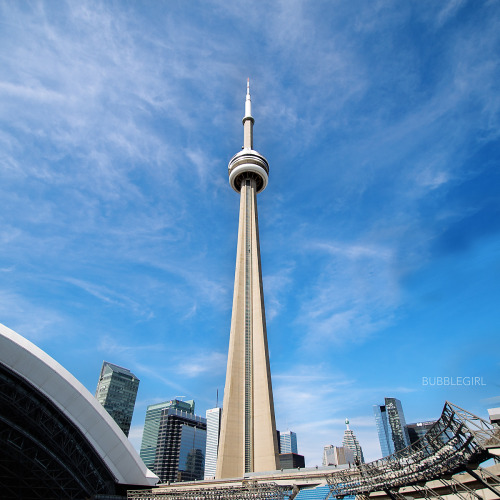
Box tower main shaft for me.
[216,82,279,479]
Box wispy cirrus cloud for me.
[263,265,294,322]
[292,239,398,347]
[63,277,153,316]
[0,290,67,342]
[176,351,227,378]
[97,335,165,357]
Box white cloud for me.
[128,424,144,454]
[435,0,466,27]
[0,290,67,342]
[293,239,398,347]
[263,266,294,322]
[97,335,164,356]
[133,362,192,396]
[176,351,227,378]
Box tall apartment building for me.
[279,430,298,454]
[342,419,364,464]
[204,407,222,480]
[373,397,410,457]
[95,361,139,437]
[140,399,206,483]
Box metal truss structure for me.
[0,363,120,499]
[127,482,290,500]
[326,401,500,499]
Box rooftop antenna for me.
[216,388,219,408]
[243,77,254,149]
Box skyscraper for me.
[279,430,298,454]
[154,407,206,483]
[216,81,280,478]
[342,419,364,464]
[140,399,195,473]
[204,407,222,479]
[95,361,139,437]
[373,397,410,457]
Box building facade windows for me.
[373,398,410,457]
[140,400,205,484]
[279,430,298,454]
[342,419,364,464]
[95,361,139,437]
[204,407,222,480]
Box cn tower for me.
[215,81,280,479]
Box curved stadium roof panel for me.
[0,322,158,494]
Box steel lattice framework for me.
[0,363,120,499]
[326,401,500,498]
[128,482,290,500]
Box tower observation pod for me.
[216,81,280,479]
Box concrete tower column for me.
[215,81,279,479]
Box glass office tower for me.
[373,397,410,457]
[140,399,195,473]
[153,408,206,483]
[279,430,298,454]
[95,361,139,437]
[140,400,206,483]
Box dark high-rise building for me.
[279,453,305,469]
[140,399,206,483]
[406,421,437,445]
[154,408,206,483]
[140,400,192,472]
[373,398,410,457]
[95,361,139,436]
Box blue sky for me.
[1,0,499,466]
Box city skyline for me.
[1,1,499,467]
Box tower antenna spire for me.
[243,78,254,149]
